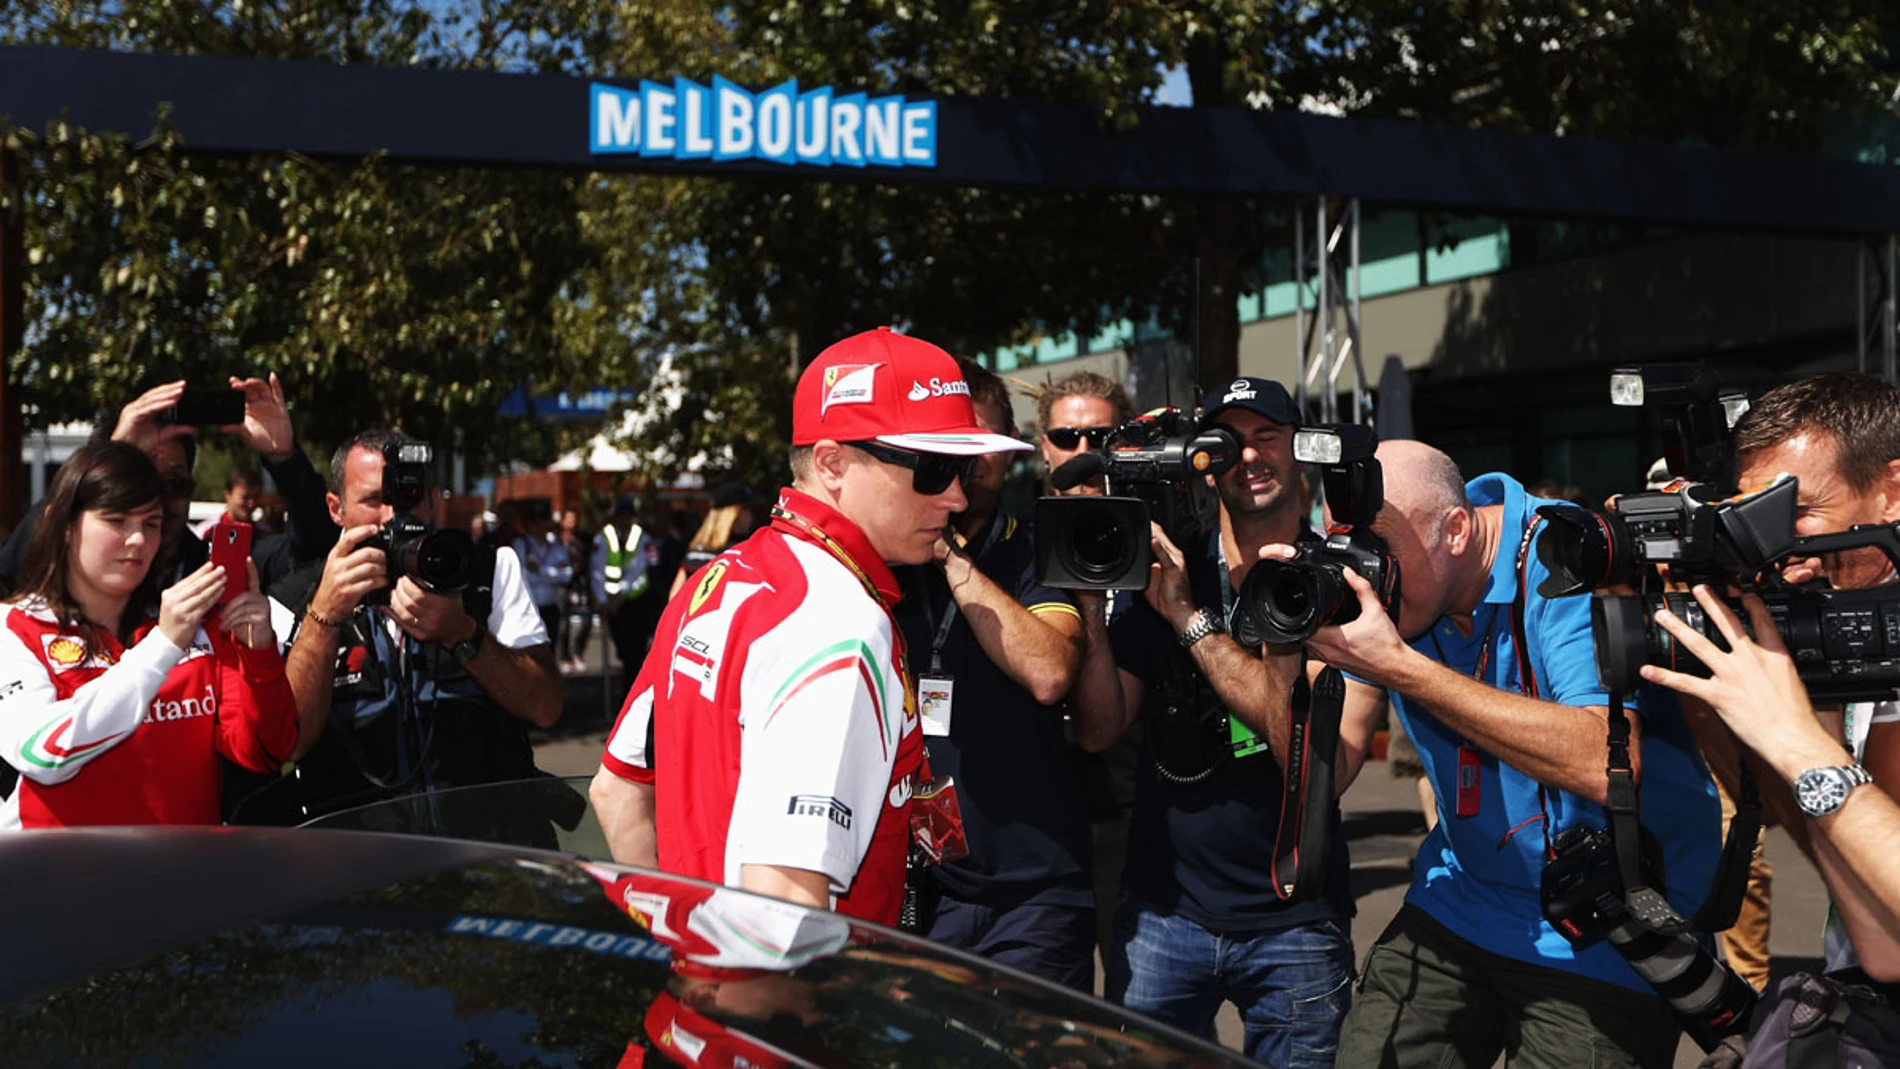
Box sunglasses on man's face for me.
[847,441,978,496]
[1043,426,1114,451]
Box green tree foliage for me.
[2,1,1895,497]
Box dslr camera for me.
[1034,408,1239,591]
[366,439,479,599]
[1231,424,1401,646]
[1534,364,1900,703]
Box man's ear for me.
[326,492,345,528]
[810,441,852,493]
[1443,505,1474,557]
[1879,459,1900,524]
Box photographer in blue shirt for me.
[1274,440,1720,1069]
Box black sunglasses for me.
[1043,426,1114,451]
[847,441,978,496]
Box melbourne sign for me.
[589,77,938,168]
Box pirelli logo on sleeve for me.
[787,793,852,831]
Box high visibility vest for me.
[602,522,648,599]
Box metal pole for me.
[1859,242,1869,375]
[1317,198,1331,423]
[1294,205,1307,416]
[1349,198,1365,424]
[0,148,23,531]
[1877,236,1892,387]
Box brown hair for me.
[1037,370,1134,431]
[15,441,166,644]
[956,357,1016,435]
[1732,373,1900,492]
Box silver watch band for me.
[1178,608,1224,650]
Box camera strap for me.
[1688,764,1761,932]
[1271,663,1344,901]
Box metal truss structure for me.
[1294,198,1372,426]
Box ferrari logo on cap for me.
[821,363,881,415]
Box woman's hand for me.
[218,559,273,650]
[159,561,227,649]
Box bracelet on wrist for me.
[305,606,349,630]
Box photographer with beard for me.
[1289,441,1721,1069]
[1070,377,1377,1066]
[890,358,1095,990]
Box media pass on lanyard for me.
[919,674,955,737]
[1456,745,1482,817]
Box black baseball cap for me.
[1201,377,1301,427]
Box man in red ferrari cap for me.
[591,327,1031,927]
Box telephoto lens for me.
[1605,919,1756,1051]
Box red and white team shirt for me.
[602,489,924,927]
[0,600,298,829]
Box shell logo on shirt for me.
[42,634,111,672]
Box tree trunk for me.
[1185,32,1251,389]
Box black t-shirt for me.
[1110,530,1353,935]
[891,515,1092,908]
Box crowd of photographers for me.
[6,338,1900,1066]
[595,333,1900,1069]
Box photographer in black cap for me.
[1070,377,1381,1064]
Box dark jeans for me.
[1337,904,1681,1069]
[1104,893,1354,1068]
[923,889,1095,993]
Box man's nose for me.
[941,479,969,511]
[1074,436,1093,454]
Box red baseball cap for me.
[642,991,794,1069]
[792,328,1031,456]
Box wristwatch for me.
[1178,608,1225,650]
[1793,763,1873,817]
[450,620,488,664]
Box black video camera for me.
[1534,364,1900,703]
[1231,424,1401,645]
[1034,408,1239,591]
[365,439,478,599]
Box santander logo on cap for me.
[906,377,970,403]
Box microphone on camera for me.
[1051,453,1110,492]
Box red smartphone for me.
[208,520,253,603]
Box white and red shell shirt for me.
[0,600,297,829]
[602,489,924,927]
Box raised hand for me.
[224,373,295,462]
[218,559,274,650]
[111,381,195,455]
[159,561,228,649]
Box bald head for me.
[1375,440,1468,536]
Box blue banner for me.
[497,387,634,420]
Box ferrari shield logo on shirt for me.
[42,634,111,672]
[689,561,728,615]
[820,363,880,415]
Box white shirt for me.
[268,545,549,653]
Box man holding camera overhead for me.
[1070,377,1375,1067]
[1293,441,1720,1068]
[231,429,561,825]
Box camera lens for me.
[1236,559,1354,644]
[1062,502,1139,583]
[1534,504,1634,598]
[413,529,477,593]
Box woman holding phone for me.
[0,442,297,828]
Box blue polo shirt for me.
[891,515,1093,907]
[1388,473,1722,992]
